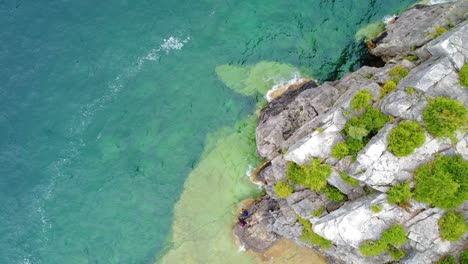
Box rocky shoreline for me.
[236,2,468,264]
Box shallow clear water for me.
[0,0,417,263]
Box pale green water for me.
[0,1,417,263]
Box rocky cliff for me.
[236,2,468,264]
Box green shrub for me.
[405,55,418,62]
[339,171,359,187]
[371,204,383,213]
[461,250,468,264]
[347,126,369,140]
[317,127,324,133]
[359,224,408,257]
[460,63,468,87]
[406,86,415,95]
[332,142,349,159]
[388,121,426,157]
[324,185,345,202]
[389,65,409,83]
[387,181,412,206]
[359,240,387,256]
[389,248,406,261]
[287,159,332,192]
[414,155,468,209]
[365,73,374,79]
[381,224,408,247]
[351,89,373,111]
[434,26,447,38]
[275,181,294,198]
[343,106,389,156]
[423,96,468,138]
[296,215,332,249]
[438,211,467,242]
[436,256,456,264]
[311,206,324,217]
[380,80,397,99]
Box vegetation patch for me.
[287,159,332,192]
[436,255,456,264]
[387,181,412,206]
[275,181,294,199]
[460,63,468,87]
[389,65,409,83]
[332,142,349,159]
[311,206,325,217]
[339,171,359,187]
[423,97,468,138]
[343,106,389,157]
[351,89,373,111]
[296,215,332,249]
[359,224,408,260]
[317,127,324,133]
[371,204,384,213]
[380,80,397,99]
[365,73,374,79]
[388,121,426,157]
[389,248,407,261]
[432,26,448,38]
[406,86,415,95]
[323,185,345,202]
[414,155,468,209]
[405,55,418,62]
[461,250,468,264]
[438,211,467,242]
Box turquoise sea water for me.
[0,1,417,263]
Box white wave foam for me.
[428,0,458,4]
[160,36,190,53]
[237,243,246,252]
[265,72,306,102]
[246,165,264,189]
[382,15,397,25]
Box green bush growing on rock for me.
[389,65,409,83]
[343,106,389,156]
[460,63,468,87]
[387,181,412,206]
[414,155,468,209]
[296,214,332,249]
[339,171,359,187]
[380,80,397,99]
[461,251,468,264]
[423,96,468,138]
[347,126,369,141]
[365,73,374,79]
[434,26,447,37]
[332,142,349,159]
[351,89,373,111]
[388,121,426,157]
[324,185,345,202]
[406,86,415,95]
[286,159,332,192]
[438,211,467,242]
[436,255,456,264]
[359,224,408,257]
[405,55,418,62]
[389,248,407,261]
[311,206,324,217]
[371,204,383,213]
[275,181,294,199]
